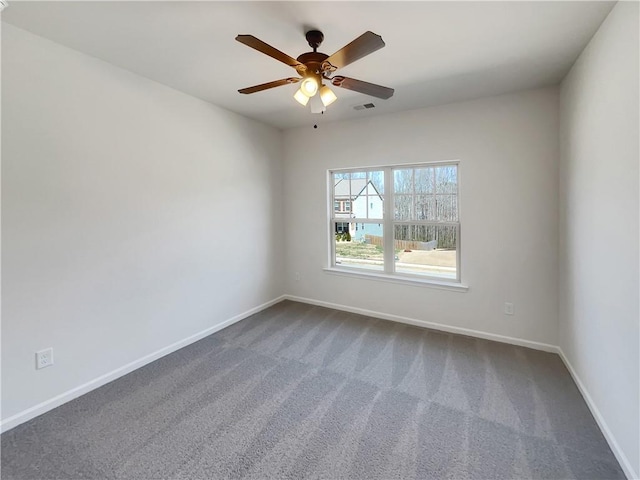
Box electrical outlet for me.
[504,303,515,316]
[295,272,300,282]
[36,348,54,369]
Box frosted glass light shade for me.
[300,77,319,97]
[294,88,310,106]
[319,85,337,106]
[309,93,326,114]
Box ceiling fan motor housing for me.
[296,52,329,77]
[299,30,334,79]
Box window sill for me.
[323,267,469,292]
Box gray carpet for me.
[1,300,625,479]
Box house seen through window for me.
[330,163,460,282]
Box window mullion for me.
[412,168,416,221]
[383,168,394,274]
[329,172,336,267]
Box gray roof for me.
[334,178,369,199]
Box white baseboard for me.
[284,294,558,353]
[557,348,638,480]
[0,295,287,434]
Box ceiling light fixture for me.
[299,77,319,97]
[293,88,310,106]
[309,93,326,114]
[319,85,337,107]
[237,29,394,115]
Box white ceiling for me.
[3,1,614,130]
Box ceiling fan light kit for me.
[293,88,310,106]
[236,29,393,114]
[299,77,319,97]
[309,93,326,114]
[319,85,337,106]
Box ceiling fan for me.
[235,30,394,112]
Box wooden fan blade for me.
[331,76,394,99]
[236,35,305,70]
[326,31,385,69]
[238,77,300,94]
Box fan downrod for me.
[305,30,324,51]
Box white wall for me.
[1,24,284,422]
[283,87,560,346]
[559,2,640,477]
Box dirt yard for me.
[335,242,455,267]
[396,249,456,267]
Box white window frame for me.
[326,161,467,292]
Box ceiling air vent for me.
[353,103,376,111]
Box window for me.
[329,162,460,284]
[334,200,353,213]
[335,222,350,233]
